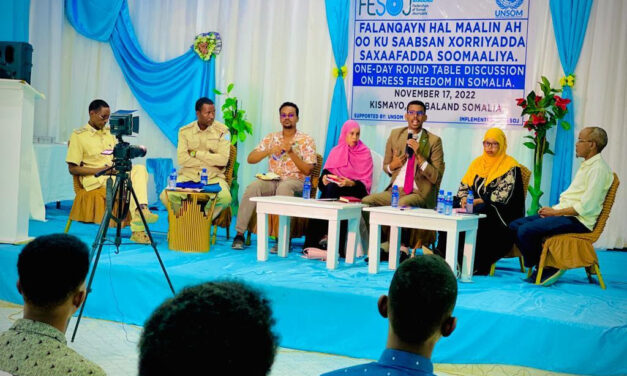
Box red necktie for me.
[404,154,415,195]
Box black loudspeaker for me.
[0,42,33,83]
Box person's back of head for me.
[18,233,90,310]
[385,255,458,351]
[138,281,278,376]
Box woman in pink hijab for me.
[304,120,373,257]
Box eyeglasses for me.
[407,110,425,116]
[483,141,499,149]
[576,139,593,144]
[280,113,296,119]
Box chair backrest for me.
[519,165,531,199]
[370,149,385,193]
[588,173,619,242]
[224,144,237,186]
[310,153,323,198]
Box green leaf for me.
[224,97,236,108]
[213,89,222,95]
[545,147,555,155]
[523,141,535,149]
[560,120,571,130]
[524,135,535,140]
[238,131,246,142]
[227,83,234,94]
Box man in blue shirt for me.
[322,255,458,376]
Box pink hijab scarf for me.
[324,120,374,193]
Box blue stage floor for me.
[1,203,626,376]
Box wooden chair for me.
[534,173,619,289]
[210,144,237,243]
[489,164,531,276]
[246,153,323,244]
[64,175,130,233]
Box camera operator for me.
[66,99,158,244]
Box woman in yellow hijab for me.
[457,127,525,274]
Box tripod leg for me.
[72,178,121,342]
[129,185,176,295]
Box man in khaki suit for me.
[66,99,158,244]
[363,100,445,252]
[160,97,232,219]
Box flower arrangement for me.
[193,32,222,61]
[516,76,571,214]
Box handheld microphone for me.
[406,132,418,156]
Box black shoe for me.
[365,248,389,263]
[231,235,245,250]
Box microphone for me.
[406,132,418,156]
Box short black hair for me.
[388,255,457,344]
[195,97,214,112]
[88,99,109,113]
[17,234,90,308]
[406,100,426,114]
[139,281,278,376]
[279,102,299,117]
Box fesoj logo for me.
[357,0,412,17]
[495,0,524,17]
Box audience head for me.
[195,97,216,128]
[577,127,607,158]
[279,102,299,130]
[482,127,507,157]
[379,255,457,353]
[405,100,427,132]
[17,234,90,317]
[139,281,278,376]
[88,99,110,130]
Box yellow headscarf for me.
[461,128,519,186]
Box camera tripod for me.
[71,159,175,342]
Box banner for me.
[349,0,529,127]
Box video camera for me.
[109,111,147,161]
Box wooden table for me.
[363,206,486,281]
[250,196,365,270]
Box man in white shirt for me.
[510,127,613,286]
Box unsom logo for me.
[386,0,404,16]
[495,0,524,17]
[496,0,523,9]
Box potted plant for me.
[516,76,571,215]
[214,83,253,213]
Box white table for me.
[250,196,365,270]
[363,206,486,281]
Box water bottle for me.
[445,191,453,215]
[436,189,444,213]
[201,168,208,185]
[391,185,399,208]
[167,168,177,189]
[302,176,311,199]
[467,190,474,214]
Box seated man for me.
[138,281,278,375]
[160,97,232,219]
[231,102,316,250]
[0,234,106,376]
[362,100,444,254]
[322,255,457,376]
[66,99,158,244]
[510,127,613,285]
